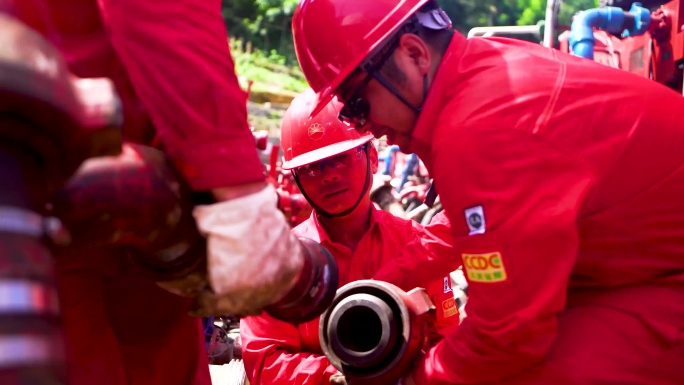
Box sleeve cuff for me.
[168,136,266,190]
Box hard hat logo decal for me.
[308,123,325,140]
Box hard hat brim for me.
[282,134,373,170]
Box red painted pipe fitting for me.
[265,237,338,323]
[50,143,204,281]
[0,12,122,385]
[276,189,313,227]
[253,130,269,151]
[51,144,339,324]
[319,280,434,384]
[0,14,122,200]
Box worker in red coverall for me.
[9,1,307,384]
[292,0,684,384]
[240,89,459,385]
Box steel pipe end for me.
[319,280,431,382]
[326,293,399,368]
[266,238,338,323]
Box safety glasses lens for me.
[339,97,370,128]
[295,145,367,178]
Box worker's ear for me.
[368,143,379,174]
[397,33,431,76]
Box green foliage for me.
[517,0,546,25]
[221,0,604,61]
[222,0,299,65]
[222,0,601,88]
[230,39,308,94]
[438,0,522,33]
[557,0,599,25]
[514,0,599,26]
[437,0,600,31]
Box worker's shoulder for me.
[442,41,565,125]
[374,209,423,235]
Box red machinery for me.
[253,129,312,227]
[467,0,683,94]
[0,12,122,385]
[0,7,325,384]
[558,0,684,94]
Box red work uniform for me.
[13,1,265,384]
[240,207,459,385]
[375,210,460,288]
[399,31,684,384]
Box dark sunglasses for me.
[337,36,402,129]
[338,72,374,128]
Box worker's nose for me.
[321,170,341,184]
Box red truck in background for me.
[469,0,683,94]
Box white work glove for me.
[189,184,305,316]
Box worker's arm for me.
[240,314,338,385]
[371,219,459,344]
[423,276,461,344]
[373,218,459,292]
[98,0,264,191]
[99,0,310,316]
[409,126,595,384]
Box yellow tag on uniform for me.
[462,252,507,282]
[442,298,458,318]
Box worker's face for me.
[295,144,379,215]
[336,34,433,153]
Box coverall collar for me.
[299,205,383,248]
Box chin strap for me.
[362,8,454,114]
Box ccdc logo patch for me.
[462,252,506,282]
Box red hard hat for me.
[292,0,430,116]
[281,89,374,170]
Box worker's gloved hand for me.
[329,373,348,385]
[330,373,408,385]
[189,183,305,316]
[156,271,208,297]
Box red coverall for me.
[13,1,264,384]
[376,210,460,288]
[381,31,684,384]
[240,207,459,385]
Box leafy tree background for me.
[222,0,299,63]
[221,0,599,65]
[222,0,601,130]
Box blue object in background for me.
[570,3,651,60]
[397,153,420,192]
[381,145,401,175]
[203,316,215,350]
